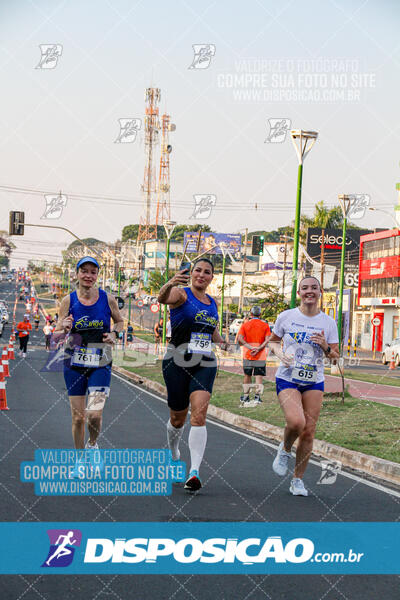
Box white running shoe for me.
[272,441,292,476]
[290,478,309,496]
[85,440,104,471]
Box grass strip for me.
[121,360,400,464]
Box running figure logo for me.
[114,118,142,143]
[41,193,68,220]
[190,194,217,219]
[42,529,82,567]
[188,44,216,69]
[264,118,291,143]
[36,44,63,69]
[317,460,342,485]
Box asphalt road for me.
[0,281,399,599]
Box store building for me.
[357,228,400,350]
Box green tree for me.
[143,269,165,294]
[244,282,289,321]
[171,224,212,242]
[66,237,105,250]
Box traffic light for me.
[251,235,264,256]
[9,211,25,236]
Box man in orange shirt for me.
[16,314,32,357]
[237,306,271,406]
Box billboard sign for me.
[306,228,371,265]
[183,232,242,256]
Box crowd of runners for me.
[11,256,339,496]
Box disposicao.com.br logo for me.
[83,536,363,566]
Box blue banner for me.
[0,522,397,574]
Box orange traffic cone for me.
[389,350,396,370]
[2,347,10,377]
[0,380,9,410]
[8,342,15,360]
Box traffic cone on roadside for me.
[8,341,15,360]
[2,347,10,377]
[0,364,8,410]
[0,380,9,410]
[389,350,396,370]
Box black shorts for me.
[243,360,266,376]
[162,355,217,411]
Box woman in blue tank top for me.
[158,258,228,492]
[54,257,124,469]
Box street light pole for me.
[289,129,318,308]
[219,247,227,336]
[337,195,354,351]
[162,220,176,345]
[117,267,122,297]
[128,276,132,323]
[368,207,399,229]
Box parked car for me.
[229,318,244,336]
[1,309,9,323]
[382,338,400,366]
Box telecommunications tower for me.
[138,88,161,242]
[155,114,176,227]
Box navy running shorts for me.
[275,377,324,396]
[243,360,266,376]
[162,355,217,411]
[64,365,112,397]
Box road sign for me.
[150,303,159,313]
[372,317,381,326]
[136,299,144,307]
[115,296,124,310]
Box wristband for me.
[325,345,331,354]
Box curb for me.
[113,365,400,488]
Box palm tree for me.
[298,200,359,242]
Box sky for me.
[1,0,399,267]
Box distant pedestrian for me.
[16,314,32,357]
[237,306,271,406]
[43,322,53,351]
[154,318,163,348]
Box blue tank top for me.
[170,287,219,352]
[69,288,111,345]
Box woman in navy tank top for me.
[54,257,124,471]
[158,258,228,492]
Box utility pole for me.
[281,233,288,297]
[320,228,325,310]
[238,228,248,315]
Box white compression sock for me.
[167,420,183,461]
[188,425,207,473]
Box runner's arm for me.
[325,343,340,360]
[158,272,188,307]
[310,328,340,360]
[268,333,293,366]
[106,295,124,343]
[212,327,228,350]
[53,295,72,342]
